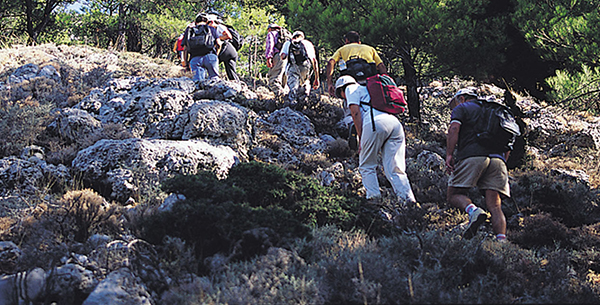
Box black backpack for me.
[187,24,215,56]
[475,99,521,151]
[226,24,242,50]
[274,28,291,50]
[289,40,308,65]
[343,56,376,82]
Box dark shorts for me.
[448,156,510,197]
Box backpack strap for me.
[359,100,377,132]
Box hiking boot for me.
[463,208,488,239]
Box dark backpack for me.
[363,74,408,131]
[290,40,308,65]
[187,24,215,56]
[226,24,242,50]
[475,99,521,151]
[274,29,291,51]
[344,57,376,82]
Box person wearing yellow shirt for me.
[326,31,388,96]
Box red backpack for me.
[363,74,407,130]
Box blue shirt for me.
[450,100,507,162]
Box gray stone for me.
[82,268,152,305]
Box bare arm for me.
[376,62,388,75]
[445,122,460,174]
[312,57,320,89]
[326,59,336,96]
[220,28,232,41]
[349,104,363,142]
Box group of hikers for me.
[174,12,241,82]
[175,16,517,243]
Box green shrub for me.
[143,161,398,273]
[547,65,600,115]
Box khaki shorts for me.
[448,156,510,197]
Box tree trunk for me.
[402,57,421,121]
[115,3,127,51]
[126,6,142,52]
[25,0,35,44]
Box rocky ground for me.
[0,44,598,304]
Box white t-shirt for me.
[345,83,389,127]
[215,24,228,39]
[281,39,316,63]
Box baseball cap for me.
[450,88,478,103]
[268,23,281,30]
[292,31,304,38]
[205,14,218,22]
[195,12,207,23]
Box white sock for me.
[465,204,477,215]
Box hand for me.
[328,83,336,96]
[312,78,320,90]
[445,155,454,174]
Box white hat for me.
[449,87,478,104]
[292,31,304,38]
[335,75,357,98]
[205,14,218,22]
[452,88,478,99]
[268,23,281,30]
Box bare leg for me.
[485,189,506,235]
[447,186,471,210]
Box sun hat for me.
[205,14,219,22]
[268,23,282,30]
[335,75,358,98]
[449,87,478,104]
[292,31,304,38]
[195,12,207,23]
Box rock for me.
[47,108,102,144]
[158,193,186,212]
[82,268,152,305]
[182,100,255,160]
[0,268,46,304]
[251,107,329,166]
[48,263,98,300]
[71,138,238,201]
[0,155,72,197]
[0,241,21,274]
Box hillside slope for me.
[0,44,599,304]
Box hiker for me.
[181,13,226,82]
[335,75,416,204]
[280,30,319,102]
[445,88,509,242]
[265,23,288,96]
[213,16,240,81]
[326,31,388,97]
[174,34,185,68]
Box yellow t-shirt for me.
[329,43,383,65]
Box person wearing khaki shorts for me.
[446,88,511,242]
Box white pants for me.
[359,114,416,202]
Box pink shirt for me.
[265,30,280,59]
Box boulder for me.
[71,138,238,201]
[47,108,102,144]
[82,268,152,305]
[0,268,46,304]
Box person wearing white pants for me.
[335,75,416,203]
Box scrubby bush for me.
[54,189,121,243]
[510,170,600,227]
[141,161,399,273]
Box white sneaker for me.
[463,208,488,239]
